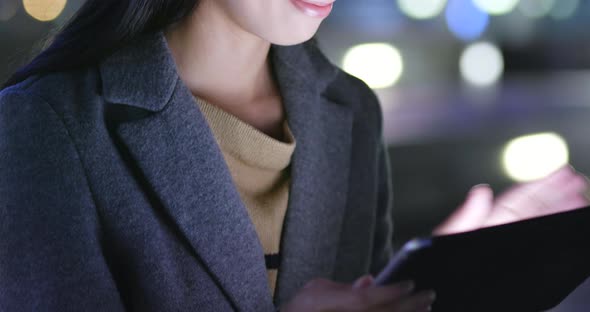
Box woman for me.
[1,0,588,311]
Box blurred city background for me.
[1,0,590,310]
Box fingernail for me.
[471,183,489,190]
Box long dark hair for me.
[2,0,199,89]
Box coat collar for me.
[99,31,352,308]
[99,32,339,112]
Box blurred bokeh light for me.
[548,0,578,20]
[23,0,67,22]
[517,0,554,19]
[460,42,504,87]
[397,0,447,20]
[502,133,569,182]
[473,0,519,15]
[445,0,489,41]
[342,43,404,89]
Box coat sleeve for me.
[364,82,394,275]
[0,90,125,311]
[369,140,394,275]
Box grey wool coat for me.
[0,32,393,311]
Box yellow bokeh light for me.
[502,133,569,182]
[342,43,404,89]
[398,0,447,20]
[473,0,520,15]
[23,0,67,22]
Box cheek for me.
[232,0,324,45]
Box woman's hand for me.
[484,165,589,227]
[434,165,590,235]
[281,276,435,312]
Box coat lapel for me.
[100,33,273,311]
[99,32,354,309]
[270,44,354,304]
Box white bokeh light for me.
[342,43,404,89]
[518,0,554,19]
[473,0,520,15]
[503,133,569,182]
[398,0,447,20]
[23,0,67,22]
[549,0,578,20]
[460,42,504,87]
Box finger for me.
[529,166,586,195]
[433,184,493,235]
[303,278,348,291]
[581,176,590,203]
[373,303,433,312]
[537,165,577,186]
[562,172,590,195]
[389,290,436,312]
[548,175,590,209]
[300,278,357,311]
[346,281,415,309]
[525,171,589,212]
[500,166,575,201]
[495,167,588,214]
[488,193,589,227]
[538,170,587,198]
[554,194,590,213]
[352,275,374,289]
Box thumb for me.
[433,184,494,235]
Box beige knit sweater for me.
[195,97,296,295]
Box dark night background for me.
[2,0,590,310]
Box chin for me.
[270,32,316,46]
[264,23,322,46]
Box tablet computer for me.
[375,206,590,312]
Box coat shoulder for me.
[326,68,384,137]
[0,80,124,310]
[1,67,102,119]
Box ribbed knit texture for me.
[195,97,296,295]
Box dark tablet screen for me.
[375,206,590,312]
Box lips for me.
[290,0,335,18]
[301,0,335,5]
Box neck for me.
[164,1,278,107]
